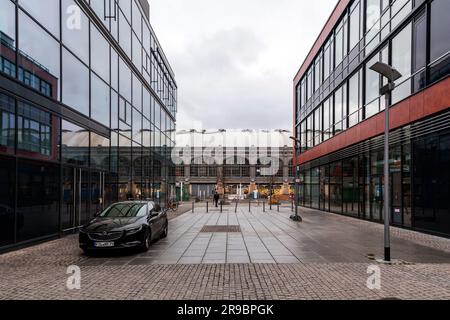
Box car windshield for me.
[99,203,147,218]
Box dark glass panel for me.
[429,0,450,83]
[430,0,450,62]
[330,161,342,213]
[343,157,359,217]
[0,156,15,246]
[17,160,59,242]
[413,12,427,91]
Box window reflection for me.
[62,49,89,116]
[61,120,89,166]
[91,25,110,83]
[91,132,110,171]
[18,11,60,100]
[17,101,52,157]
[0,93,15,151]
[62,0,89,64]
[91,73,110,127]
[20,0,60,38]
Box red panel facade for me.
[295,77,450,166]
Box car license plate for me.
[94,241,114,248]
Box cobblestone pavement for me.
[1,206,450,300]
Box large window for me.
[365,46,388,118]
[91,26,110,83]
[0,0,16,79]
[61,0,89,64]
[348,70,361,128]
[366,0,381,53]
[334,84,346,135]
[19,10,60,100]
[20,0,60,38]
[429,0,450,83]
[323,96,332,141]
[62,49,89,116]
[314,107,322,146]
[392,23,412,104]
[91,73,110,127]
[413,11,427,91]
[349,1,361,51]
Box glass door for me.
[62,167,90,231]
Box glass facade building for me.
[293,0,450,237]
[0,0,177,251]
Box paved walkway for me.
[83,206,450,266]
[1,206,450,300]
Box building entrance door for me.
[62,167,90,231]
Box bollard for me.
[206,201,209,213]
[192,201,195,213]
[263,201,265,212]
[235,201,238,213]
[277,204,280,212]
[270,201,272,211]
[291,200,294,212]
[220,201,223,213]
[249,200,251,212]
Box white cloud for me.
[150,0,338,130]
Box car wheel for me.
[161,221,168,239]
[141,229,151,252]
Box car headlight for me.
[126,226,142,235]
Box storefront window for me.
[17,159,59,242]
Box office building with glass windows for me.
[0,0,177,251]
[293,0,450,237]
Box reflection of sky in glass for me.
[91,73,110,127]
[20,0,60,38]
[62,49,89,116]
[19,11,60,79]
[0,1,15,42]
[62,0,89,64]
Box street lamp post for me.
[289,136,302,222]
[369,62,402,262]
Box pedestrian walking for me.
[213,192,220,207]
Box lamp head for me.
[369,62,402,82]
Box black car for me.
[79,201,168,254]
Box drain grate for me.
[200,225,241,233]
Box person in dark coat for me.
[213,192,220,207]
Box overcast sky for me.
[150,0,338,131]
